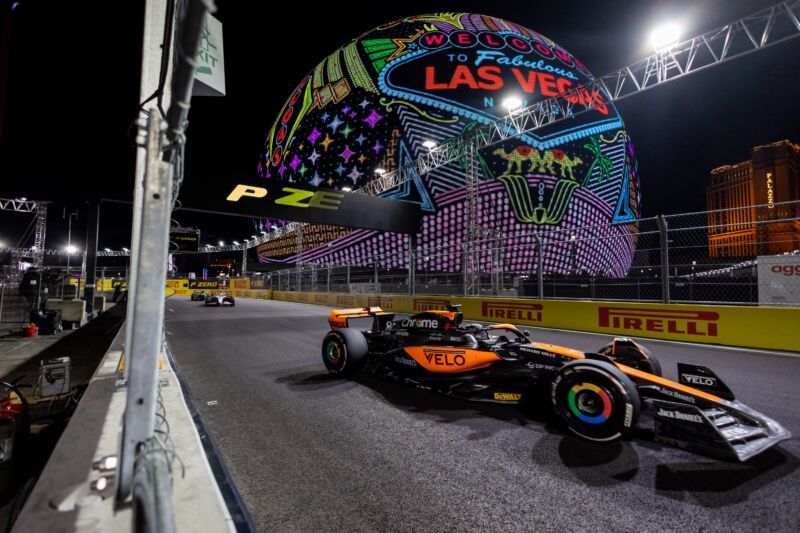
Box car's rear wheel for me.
[321,329,368,375]
[551,360,640,442]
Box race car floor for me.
[165,297,800,532]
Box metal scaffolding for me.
[0,197,48,268]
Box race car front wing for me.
[650,398,790,462]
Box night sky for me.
[1,0,799,253]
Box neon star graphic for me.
[339,145,355,163]
[348,167,363,182]
[341,124,354,138]
[358,98,370,109]
[342,105,352,114]
[289,154,302,171]
[309,172,323,186]
[307,128,321,144]
[357,154,367,164]
[320,134,335,151]
[354,133,367,145]
[278,163,287,176]
[321,112,330,121]
[335,163,346,176]
[298,163,308,177]
[328,114,344,133]
[387,29,425,61]
[308,150,321,164]
[363,110,384,129]
[371,140,384,154]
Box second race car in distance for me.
[321,305,789,462]
[204,292,235,307]
[190,290,207,301]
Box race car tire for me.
[598,340,662,377]
[321,329,368,375]
[551,359,640,442]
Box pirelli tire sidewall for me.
[551,360,640,442]
[321,329,369,375]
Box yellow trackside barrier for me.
[265,291,800,352]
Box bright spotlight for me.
[233,241,240,245]
[650,22,681,51]
[374,168,386,176]
[502,96,523,112]
[65,245,78,254]
[104,247,112,252]
[341,186,352,192]
[122,247,129,252]
[219,241,225,246]
[422,140,437,149]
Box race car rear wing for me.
[328,307,394,330]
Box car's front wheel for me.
[321,329,368,375]
[551,359,640,442]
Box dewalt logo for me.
[493,392,522,401]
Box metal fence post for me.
[373,253,379,293]
[533,232,544,299]
[119,112,173,499]
[409,249,415,295]
[327,264,331,293]
[346,265,350,292]
[462,243,468,297]
[657,215,671,303]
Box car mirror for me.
[523,331,531,338]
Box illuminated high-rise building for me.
[707,140,800,257]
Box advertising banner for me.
[758,255,800,306]
[180,178,422,234]
[188,279,220,290]
[170,228,200,252]
[267,291,800,351]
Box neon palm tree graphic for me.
[581,136,613,187]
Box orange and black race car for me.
[322,305,789,462]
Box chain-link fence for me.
[257,200,800,306]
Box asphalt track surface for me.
[166,297,800,532]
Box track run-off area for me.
[165,297,800,532]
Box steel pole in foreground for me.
[657,215,671,303]
[118,112,173,500]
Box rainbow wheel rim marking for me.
[567,383,612,424]
[326,341,342,365]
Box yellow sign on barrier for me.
[265,291,800,352]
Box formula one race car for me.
[321,305,789,462]
[204,292,235,307]
[190,290,207,301]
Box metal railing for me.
[257,200,800,306]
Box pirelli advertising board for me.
[169,228,200,252]
[266,291,800,352]
[188,280,221,289]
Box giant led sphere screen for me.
[257,13,641,276]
